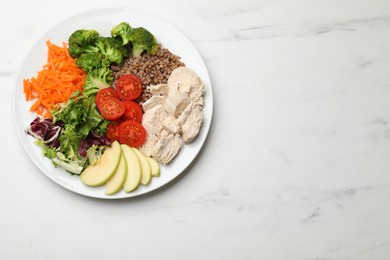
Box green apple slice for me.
[132,148,152,185]
[105,152,127,195]
[121,144,142,192]
[146,156,160,177]
[80,141,122,187]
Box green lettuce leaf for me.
[48,93,109,173]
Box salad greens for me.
[51,92,110,174]
[52,92,108,138]
[28,92,111,174]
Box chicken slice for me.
[140,104,167,156]
[178,102,203,143]
[168,67,205,104]
[142,95,165,112]
[152,130,183,164]
[162,116,180,134]
[164,88,190,117]
[148,83,169,95]
[140,123,156,157]
[141,104,166,135]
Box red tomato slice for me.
[115,74,142,101]
[96,88,119,107]
[118,120,146,147]
[96,97,125,121]
[123,101,143,123]
[106,123,120,142]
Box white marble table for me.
[2,0,390,259]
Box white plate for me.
[12,7,213,199]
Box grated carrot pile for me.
[23,40,86,118]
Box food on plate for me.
[105,151,127,195]
[67,29,100,58]
[111,22,133,46]
[96,96,125,120]
[83,67,114,96]
[25,93,110,174]
[122,101,143,122]
[68,29,128,65]
[95,88,119,105]
[105,123,120,142]
[111,48,185,102]
[118,120,146,148]
[115,74,142,100]
[139,67,204,164]
[133,147,152,185]
[147,156,160,177]
[126,27,160,57]
[80,142,159,195]
[75,52,111,73]
[168,67,204,106]
[111,22,160,57]
[179,102,204,143]
[23,41,86,118]
[150,130,183,165]
[80,140,122,186]
[25,117,62,148]
[23,20,204,195]
[121,144,142,192]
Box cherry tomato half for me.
[118,120,146,147]
[105,123,120,142]
[96,96,125,121]
[115,74,142,101]
[123,101,143,123]
[96,88,119,107]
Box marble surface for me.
[2,0,390,259]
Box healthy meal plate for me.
[12,8,213,199]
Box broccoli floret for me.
[75,53,110,73]
[83,67,114,97]
[68,29,100,58]
[111,22,132,46]
[128,27,160,57]
[95,37,129,64]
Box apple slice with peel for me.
[105,152,127,195]
[121,144,142,192]
[146,156,160,177]
[81,141,121,187]
[132,148,152,185]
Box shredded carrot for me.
[23,40,86,118]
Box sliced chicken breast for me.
[140,67,205,164]
[140,104,166,156]
[168,67,205,104]
[142,95,165,111]
[164,88,190,117]
[152,130,183,164]
[148,83,169,95]
[162,116,180,134]
[178,102,203,143]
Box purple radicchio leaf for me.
[25,117,63,148]
[78,131,111,157]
